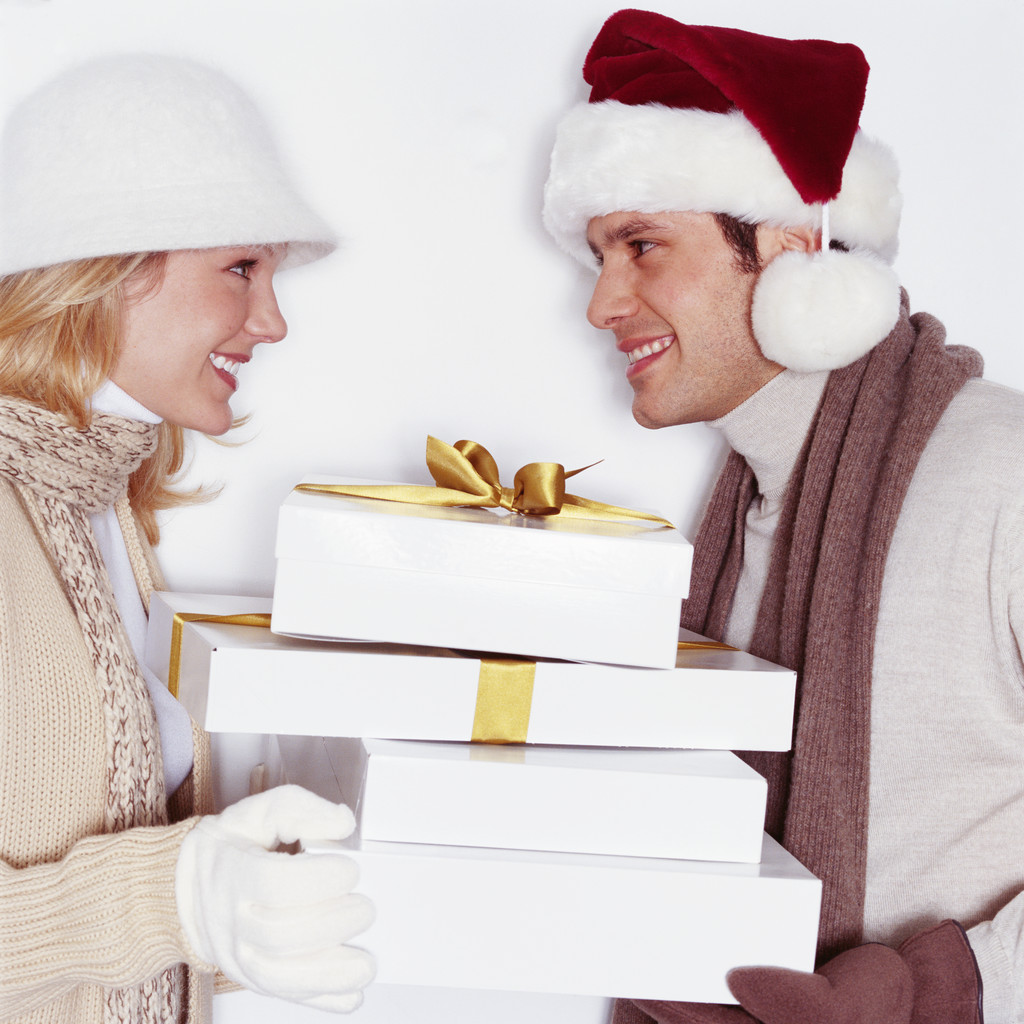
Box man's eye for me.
[631,240,655,257]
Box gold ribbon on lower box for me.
[677,640,737,653]
[466,641,737,743]
[167,615,738,741]
[166,612,537,743]
[167,612,272,699]
[469,656,536,744]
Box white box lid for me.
[276,476,692,596]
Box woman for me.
[0,55,373,1023]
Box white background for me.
[2,2,1021,1021]
[2,0,1020,597]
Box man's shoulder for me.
[914,376,1024,494]
[947,375,1024,414]
[933,377,1024,445]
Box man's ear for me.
[757,223,820,262]
[781,224,820,254]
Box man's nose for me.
[587,266,640,329]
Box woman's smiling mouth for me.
[209,352,245,390]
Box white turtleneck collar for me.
[709,369,830,501]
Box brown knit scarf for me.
[0,395,185,1023]
[684,294,983,962]
[614,297,983,1024]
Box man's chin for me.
[632,399,697,430]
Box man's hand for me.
[727,920,982,1024]
[624,920,982,1024]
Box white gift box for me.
[270,476,693,669]
[336,832,819,1002]
[325,737,767,862]
[146,592,796,751]
[279,736,820,1004]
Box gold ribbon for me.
[470,657,537,744]
[166,610,535,741]
[167,618,727,742]
[469,642,736,741]
[295,436,674,527]
[677,639,738,654]
[167,612,272,698]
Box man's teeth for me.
[627,337,673,365]
[209,354,241,376]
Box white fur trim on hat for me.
[542,101,901,269]
[751,248,902,371]
[0,55,336,275]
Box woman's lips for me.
[209,353,246,391]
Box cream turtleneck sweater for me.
[710,369,1024,1024]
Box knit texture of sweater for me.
[0,474,215,1022]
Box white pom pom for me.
[751,248,901,372]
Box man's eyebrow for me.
[587,216,672,252]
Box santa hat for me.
[0,54,336,276]
[542,10,903,372]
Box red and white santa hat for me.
[542,10,903,372]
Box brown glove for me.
[614,996,754,1024]
[726,920,983,1024]
[616,920,982,1024]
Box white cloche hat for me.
[0,53,336,275]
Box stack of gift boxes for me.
[145,469,821,1005]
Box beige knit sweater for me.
[0,479,215,1023]
[714,371,1024,1024]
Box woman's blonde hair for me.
[0,252,201,544]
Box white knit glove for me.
[175,785,375,1013]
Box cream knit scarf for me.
[0,395,184,1023]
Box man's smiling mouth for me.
[627,336,675,365]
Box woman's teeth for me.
[627,337,674,365]
[209,354,242,376]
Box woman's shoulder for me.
[0,478,38,550]
[0,480,66,608]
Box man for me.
[542,11,1024,1024]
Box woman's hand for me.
[174,785,375,1013]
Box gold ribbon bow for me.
[295,436,674,527]
[167,611,536,743]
